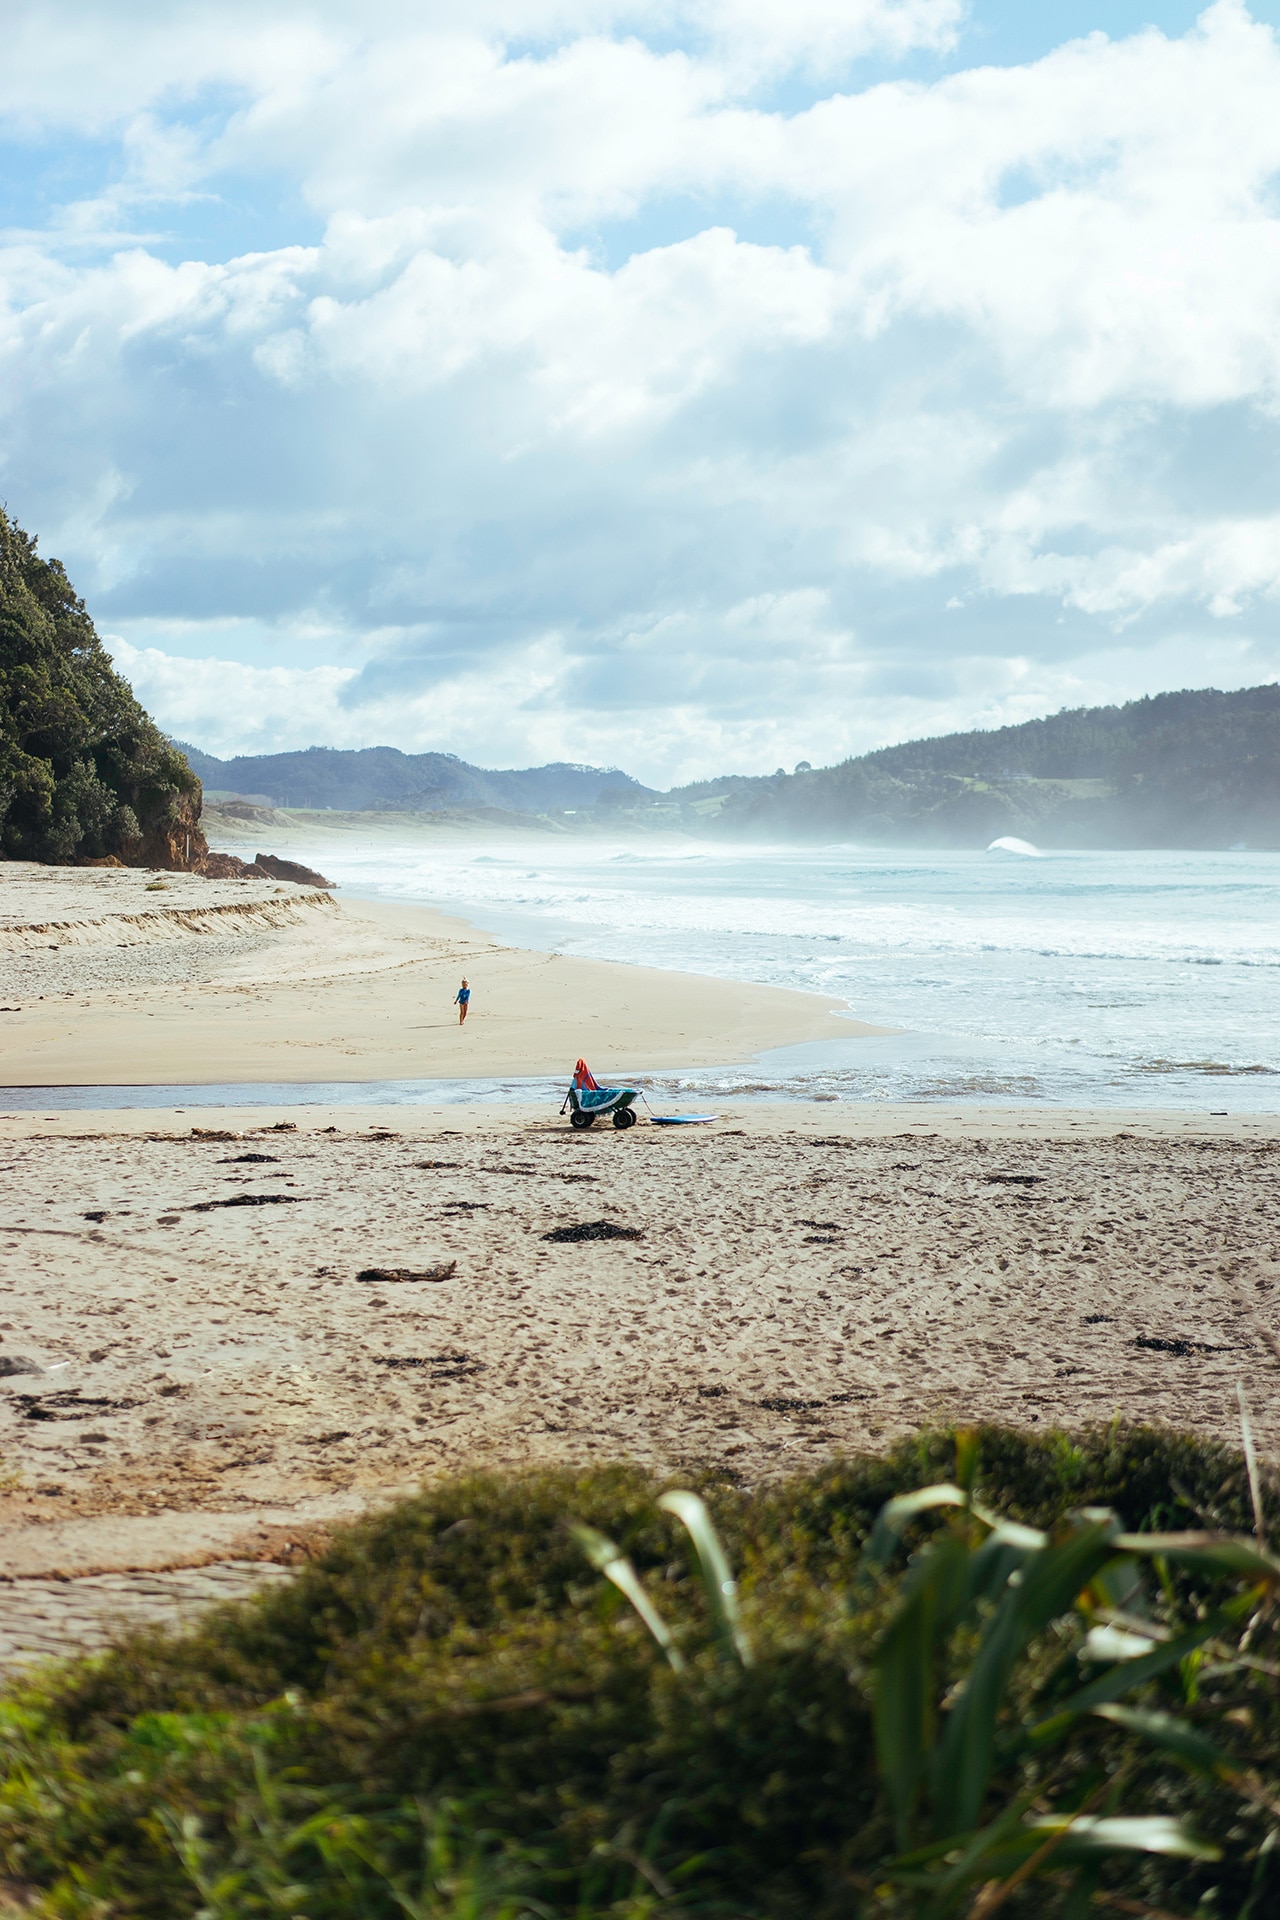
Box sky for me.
[4,1,1280,786]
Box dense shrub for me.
[2,1425,1278,1917]
[0,507,203,865]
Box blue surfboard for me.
[649,1114,718,1125]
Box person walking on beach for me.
[454,977,471,1026]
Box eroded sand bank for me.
[3,1104,1278,1583]
[0,863,868,1085]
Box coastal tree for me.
[0,506,205,866]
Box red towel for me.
[573,1058,599,1090]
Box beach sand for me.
[3,1102,1278,1592]
[4,864,1279,1664]
[0,862,869,1086]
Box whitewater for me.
[289,838,1280,1112]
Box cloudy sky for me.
[5,1,1280,784]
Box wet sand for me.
[0,863,870,1086]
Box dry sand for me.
[0,862,869,1086]
[3,1103,1279,1593]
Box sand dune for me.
[0,864,337,951]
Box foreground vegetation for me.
[3,1424,1280,1918]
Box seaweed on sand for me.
[542,1220,644,1243]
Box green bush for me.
[0,507,202,864]
[1,1426,1278,1918]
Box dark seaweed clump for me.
[542,1220,643,1243]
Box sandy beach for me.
[3,1100,1279,1584]
[0,862,868,1086]
[4,864,1280,1668]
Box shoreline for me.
[0,863,881,1088]
[0,1075,1269,1115]
[4,1100,1280,1140]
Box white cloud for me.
[2,1,961,132]
[5,2,1280,782]
[108,639,360,758]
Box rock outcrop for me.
[248,852,333,887]
[197,850,333,887]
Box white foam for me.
[988,836,1042,857]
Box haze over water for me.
[304,840,1280,1112]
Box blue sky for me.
[4,1,1280,783]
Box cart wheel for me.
[570,1112,594,1129]
[612,1107,637,1129]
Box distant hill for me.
[174,743,650,816]
[663,684,1280,848]
[180,683,1280,847]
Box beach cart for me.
[561,1058,640,1129]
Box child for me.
[453,977,471,1025]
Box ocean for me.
[284,837,1280,1113]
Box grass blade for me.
[954,1427,980,1494]
[1238,1380,1267,1549]
[1028,1598,1253,1746]
[956,1813,1222,1886]
[1025,1814,1221,1861]
[1091,1703,1242,1782]
[968,1502,1048,1551]
[1112,1530,1280,1583]
[658,1490,752,1666]
[874,1548,951,1845]
[857,1483,968,1585]
[875,1590,935,1848]
[569,1523,684,1670]
[933,1519,1117,1837]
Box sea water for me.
[11,841,1274,1112]
[287,839,1280,1112]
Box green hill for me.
[174,740,648,815]
[669,684,1280,847]
[0,508,204,867]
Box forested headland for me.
[0,509,205,867]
